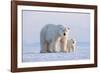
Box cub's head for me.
[70,39,76,49]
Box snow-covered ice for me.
[22,42,90,62]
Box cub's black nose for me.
[64,33,66,36]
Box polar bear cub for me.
[67,39,76,52]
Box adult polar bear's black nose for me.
[64,33,66,36]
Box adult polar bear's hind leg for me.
[40,24,55,53]
[40,25,48,53]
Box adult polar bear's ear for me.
[64,24,70,33]
[65,24,70,30]
[68,27,70,30]
[65,27,70,32]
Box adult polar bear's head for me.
[57,25,70,38]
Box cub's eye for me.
[64,33,66,36]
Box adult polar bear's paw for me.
[40,24,69,53]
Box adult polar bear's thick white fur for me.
[40,24,69,53]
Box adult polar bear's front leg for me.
[60,36,68,52]
[49,38,61,53]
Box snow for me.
[22,42,90,62]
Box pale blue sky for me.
[22,10,90,46]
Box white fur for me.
[40,24,69,53]
[67,39,76,52]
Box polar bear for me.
[40,24,70,53]
[67,39,76,52]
